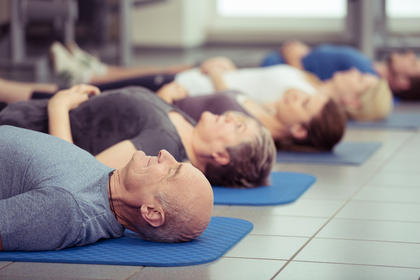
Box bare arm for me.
[200,57,237,92]
[280,40,311,70]
[47,85,100,143]
[95,140,137,169]
[207,68,229,91]
[156,81,189,104]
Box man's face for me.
[275,89,328,127]
[389,50,420,78]
[194,111,259,152]
[125,149,213,239]
[331,68,379,108]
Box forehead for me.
[169,162,204,185]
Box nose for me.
[158,149,177,164]
[225,112,242,125]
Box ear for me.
[290,124,308,140]
[211,151,230,166]
[140,204,165,227]
[341,95,361,109]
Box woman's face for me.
[275,89,328,128]
[194,111,259,151]
[389,50,420,78]
[331,68,379,108]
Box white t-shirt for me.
[175,64,317,103]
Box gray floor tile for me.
[220,214,328,237]
[336,201,420,222]
[317,218,420,243]
[0,276,104,280]
[223,199,346,218]
[226,235,308,260]
[353,186,420,203]
[295,238,420,268]
[212,205,229,216]
[275,261,420,280]
[129,258,285,280]
[369,170,420,187]
[382,158,420,172]
[0,262,11,270]
[300,184,361,200]
[279,165,374,187]
[0,262,142,279]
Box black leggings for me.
[32,73,176,99]
[93,74,176,92]
[0,74,177,111]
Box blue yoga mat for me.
[0,217,252,267]
[276,142,381,165]
[213,171,316,206]
[347,112,420,130]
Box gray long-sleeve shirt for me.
[0,126,125,251]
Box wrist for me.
[48,100,70,113]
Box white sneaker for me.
[66,41,107,76]
[50,42,94,87]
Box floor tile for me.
[300,184,361,200]
[353,186,420,203]
[317,218,420,243]
[129,258,285,280]
[0,262,142,279]
[275,261,420,280]
[336,201,420,222]
[393,148,420,161]
[222,199,346,218]
[0,276,100,280]
[212,205,229,216]
[220,214,328,237]
[382,158,420,172]
[0,262,11,270]
[295,238,420,268]
[368,171,420,187]
[279,165,374,187]
[226,235,308,260]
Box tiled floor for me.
[1,45,420,279]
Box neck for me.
[168,112,205,172]
[245,101,289,140]
[318,80,341,103]
[107,169,131,228]
[108,169,146,232]
[373,61,388,79]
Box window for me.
[217,0,347,18]
[387,0,420,18]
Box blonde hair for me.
[346,79,393,121]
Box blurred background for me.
[0,0,419,82]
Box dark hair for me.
[394,76,420,100]
[204,124,276,188]
[276,99,346,151]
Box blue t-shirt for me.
[0,126,125,251]
[261,44,378,80]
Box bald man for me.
[0,126,213,251]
